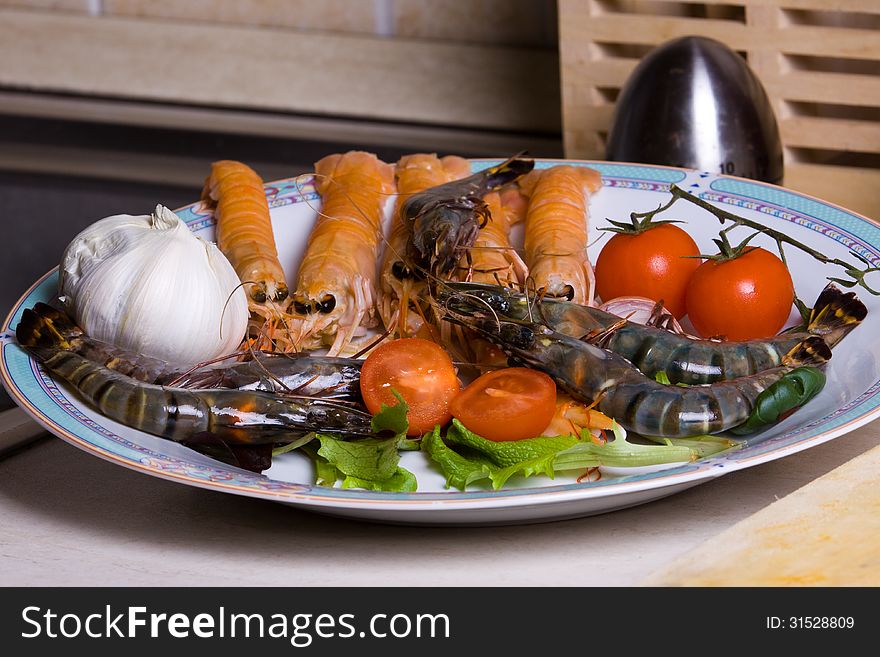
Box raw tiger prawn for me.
[456,188,528,287]
[21,302,363,401]
[403,155,534,277]
[16,306,372,444]
[379,153,471,336]
[438,282,865,385]
[439,295,832,438]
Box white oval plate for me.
[3,160,880,525]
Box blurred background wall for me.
[1,0,879,316]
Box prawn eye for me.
[318,295,336,314]
[391,261,413,280]
[486,293,510,314]
[275,286,289,302]
[292,298,311,315]
[251,287,267,303]
[468,289,510,314]
[501,323,534,349]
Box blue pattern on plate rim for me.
[3,162,880,503]
[177,177,321,230]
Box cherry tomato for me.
[450,368,557,441]
[685,247,794,341]
[360,338,460,436]
[595,223,700,318]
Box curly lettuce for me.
[424,419,699,491]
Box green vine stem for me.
[628,184,880,295]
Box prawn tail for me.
[782,336,832,368]
[807,283,868,347]
[483,153,535,189]
[16,303,81,358]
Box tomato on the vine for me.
[595,222,700,318]
[685,246,794,340]
[450,368,557,442]
[360,338,460,436]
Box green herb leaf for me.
[731,366,826,435]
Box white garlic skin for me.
[60,205,249,368]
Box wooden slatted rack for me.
[559,0,880,218]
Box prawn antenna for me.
[221,280,258,341]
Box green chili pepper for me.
[731,367,826,436]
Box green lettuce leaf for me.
[309,441,417,492]
[371,390,409,438]
[641,434,742,458]
[305,393,423,492]
[424,421,697,491]
[271,433,317,457]
[489,452,563,489]
[445,420,580,468]
[312,450,341,487]
[552,426,693,470]
[422,427,495,490]
[316,434,401,482]
[341,467,418,492]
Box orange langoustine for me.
[379,153,471,336]
[289,150,396,356]
[518,165,602,305]
[202,160,289,308]
[202,160,291,349]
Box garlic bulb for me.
[60,204,249,368]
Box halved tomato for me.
[360,338,461,436]
[450,368,557,441]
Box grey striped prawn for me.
[16,305,372,445]
[439,282,864,385]
[440,301,831,438]
[22,302,363,401]
[403,155,534,277]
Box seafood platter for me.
[3,153,880,525]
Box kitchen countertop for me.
[1,424,877,586]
